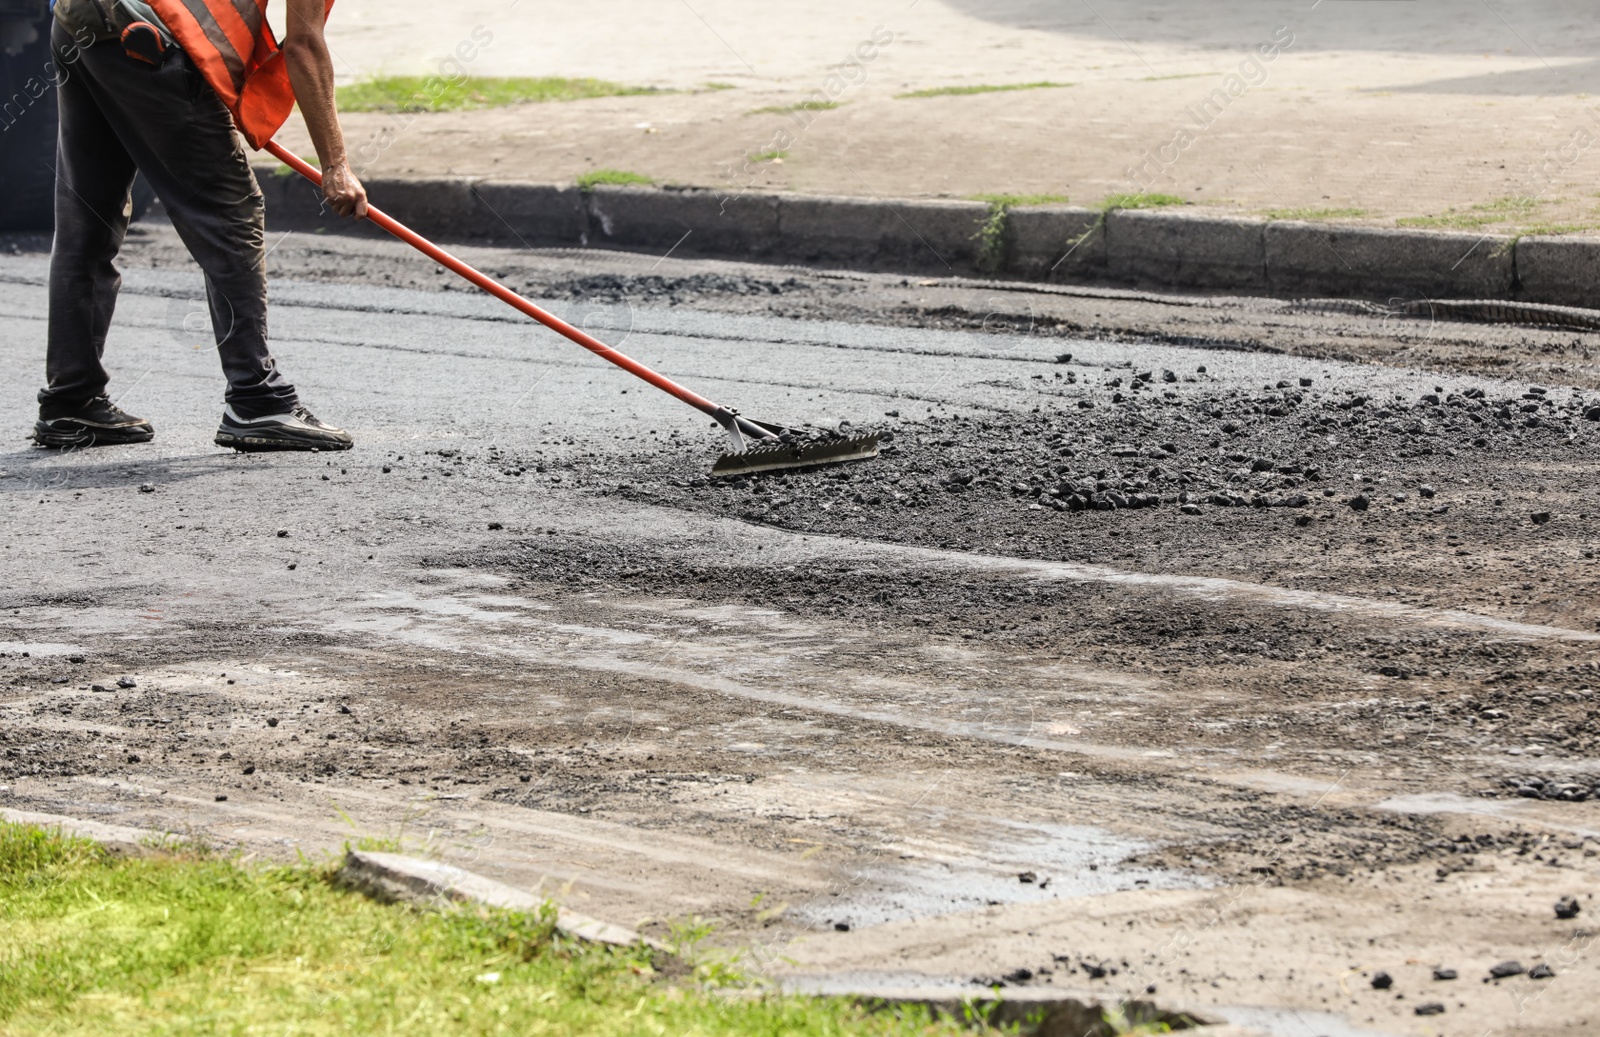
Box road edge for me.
[251,169,1594,307]
[336,848,662,948]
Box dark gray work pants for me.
[40,20,297,419]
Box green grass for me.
[273,164,293,177]
[576,169,656,191]
[1512,221,1600,236]
[271,156,319,178]
[336,76,664,114]
[1263,206,1367,221]
[968,193,1071,209]
[1488,221,1600,256]
[1099,192,1187,211]
[352,834,403,853]
[749,150,789,163]
[0,822,965,1037]
[747,100,841,116]
[1397,195,1542,229]
[703,82,738,92]
[968,194,1071,272]
[1397,213,1498,230]
[895,81,1072,99]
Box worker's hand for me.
[321,160,369,219]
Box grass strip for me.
[0,822,966,1036]
[1397,196,1541,230]
[1098,193,1186,211]
[337,76,665,113]
[1511,222,1600,236]
[1262,206,1367,221]
[969,193,1071,209]
[577,169,656,191]
[896,81,1071,99]
[272,155,319,178]
[747,101,842,116]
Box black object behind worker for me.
[0,0,152,231]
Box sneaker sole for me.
[33,421,155,448]
[215,427,353,452]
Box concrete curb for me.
[337,849,660,949]
[250,167,1598,307]
[588,185,781,259]
[1107,210,1266,290]
[1515,235,1600,309]
[1005,205,1104,280]
[1265,222,1514,299]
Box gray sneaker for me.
[215,404,353,452]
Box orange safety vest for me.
[146,0,332,149]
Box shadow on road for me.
[942,0,1599,61]
[0,448,249,494]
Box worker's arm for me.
[281,0,367,218]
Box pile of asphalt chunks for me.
[1499,775,1598,802]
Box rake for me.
[264,142,879,477]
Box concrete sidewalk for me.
[275,0,1600,235]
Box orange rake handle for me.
[264,141,771,440]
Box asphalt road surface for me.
[2,222,1599,1037]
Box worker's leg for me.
[41,23,139,416]
[62,37,297,418]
